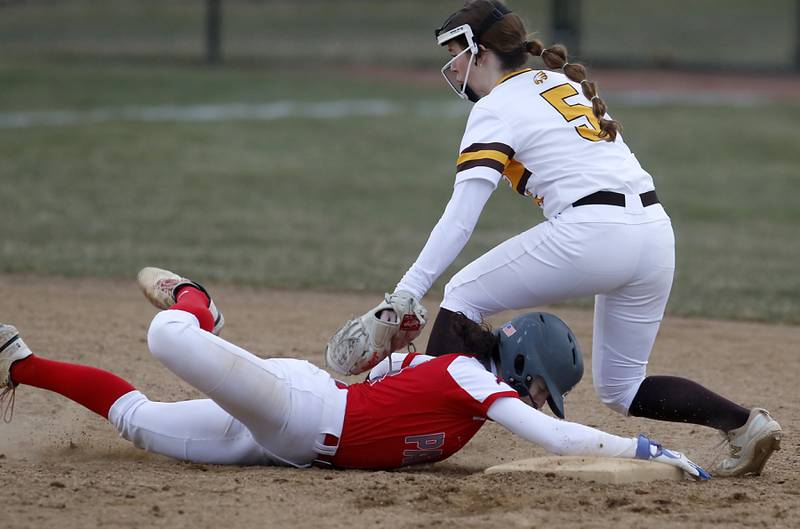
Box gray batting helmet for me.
[496,312,583,419]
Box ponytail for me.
[450,312,499,366]
[526,39,621,141]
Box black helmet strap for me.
[475,1,511,43]
[435,1,512,44]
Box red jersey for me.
[332,353,519,469]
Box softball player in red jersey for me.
[375,1,780,476]
[0,268,708,478]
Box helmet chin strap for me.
[464,85,481,103]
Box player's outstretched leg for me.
[1,323,272,464]
[1,322,137,423]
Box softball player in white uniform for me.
[356,1,780,476]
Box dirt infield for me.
[1,275,798,529]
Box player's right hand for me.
[635,434,710,481]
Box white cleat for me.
[1,324,32,389]
[714,408,782,477]
[1,324,34,423]
[137,267,225,335]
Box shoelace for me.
[703,430,737,470]
[0,386,15,423]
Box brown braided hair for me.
[439,1,620,141]
[526,40,620,141]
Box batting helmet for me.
[496,312,583,419]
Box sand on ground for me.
[1,275,797,529]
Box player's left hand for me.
[380,290,427,352]
[324,291,427,376]
[635,434,710,481]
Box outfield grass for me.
[1,54,798,324]
[616,105,800,322]
[0,61,444,111]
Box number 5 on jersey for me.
[541,83,602,142]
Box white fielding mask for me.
[436,24,479,101]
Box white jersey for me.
[456,68,655,219]
[395,67,666,302]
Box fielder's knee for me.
[441,284,483,323]
[594,382,641,416]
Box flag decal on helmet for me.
[502,323,517,337]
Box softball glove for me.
[325,291,427,375]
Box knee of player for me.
[442,279,465,302]
[593,382,637,416]
[107,390,149,437]
[441,286,483,323]
[147,311,187,360]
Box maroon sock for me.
[171,285,214,332]
[10,355,136,419]
[630,375,750,432]
[425,308,468,356]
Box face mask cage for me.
[526,376,550,410]
[435,24,478,101]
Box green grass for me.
[0,62,444,111]
[1,56,799,324]
[614,104,800,322]
[1,0,799,323]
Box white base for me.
[484,456,685,484]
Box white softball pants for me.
[107,310,346,466]
[441,203,675,415]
